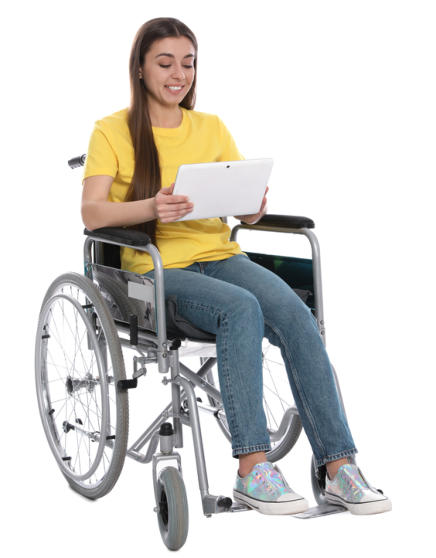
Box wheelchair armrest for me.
[84,227,151,247]
[241,214,315,229]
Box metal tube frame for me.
[81,225,332,516]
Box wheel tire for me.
[35,272,129,499]
[156,467,189,551]
[204,339,302,462]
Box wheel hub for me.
[65,373,97,395]
[159,491,169,526]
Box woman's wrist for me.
[146,197,158,220]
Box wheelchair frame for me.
[82,218,348,499]
[36,156,351,551]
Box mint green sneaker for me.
[233,461,309,515]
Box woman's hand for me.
[153,183,194,223]
[234,186,269,225]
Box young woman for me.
[81,17,391,516]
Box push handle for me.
[68,154,86,169]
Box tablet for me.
[172,158,273,221]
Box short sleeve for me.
[82,122,118,182]
[216,116,245,162]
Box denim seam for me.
[232,443,271,458]
[219,312,240,444]
[264,317,327,458]
[315,448,358,469]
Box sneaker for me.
[233,461,309,515]
[324,463,392,515]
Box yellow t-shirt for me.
[83,106,245,274]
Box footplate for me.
[292,503,347,519]
[230,501,252,513]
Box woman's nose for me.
[171,65,186,80]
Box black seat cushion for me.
[165,296,216,342]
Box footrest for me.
[292,503,347,519]
[230,501,252,513]
[202,494,249,515]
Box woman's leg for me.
[144,264,272,459]
[205,254,358,471]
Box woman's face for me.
[142,36,196,108]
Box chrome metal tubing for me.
[303,228,326,345]
[146,243,170,372]
[127,406,173,461]
[173,375,211,507]
[126,356,218,461]
[178,361,222,403]
[169,349,183,449]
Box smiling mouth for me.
[165,85,184,92]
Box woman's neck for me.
[148,103,183,128]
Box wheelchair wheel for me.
[35,272,129,499]
[206,338,302,462]
[155,467,189,551]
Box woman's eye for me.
[159,64,193,69]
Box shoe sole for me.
[325,492,392,515]
[233,489,309,515]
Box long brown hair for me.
[126,17,198,246]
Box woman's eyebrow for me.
[155,53,195,59]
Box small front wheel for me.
[156,467,189,551]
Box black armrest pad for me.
[84,227,151,247]
[249,214,315,229]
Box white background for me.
[2,0,435,555]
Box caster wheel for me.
[156,467,189,550]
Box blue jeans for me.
[144,253,357,468]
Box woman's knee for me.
[220,289,263,333]
[268,287,315,330]
[231,289,262,317]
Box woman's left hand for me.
[234,186,269,225]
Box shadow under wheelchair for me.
[35,155,353,551]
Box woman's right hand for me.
[153,183,194,223]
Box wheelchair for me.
[35,154,352,551]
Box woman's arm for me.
[81,176,193,231]
[81,175,156,230]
